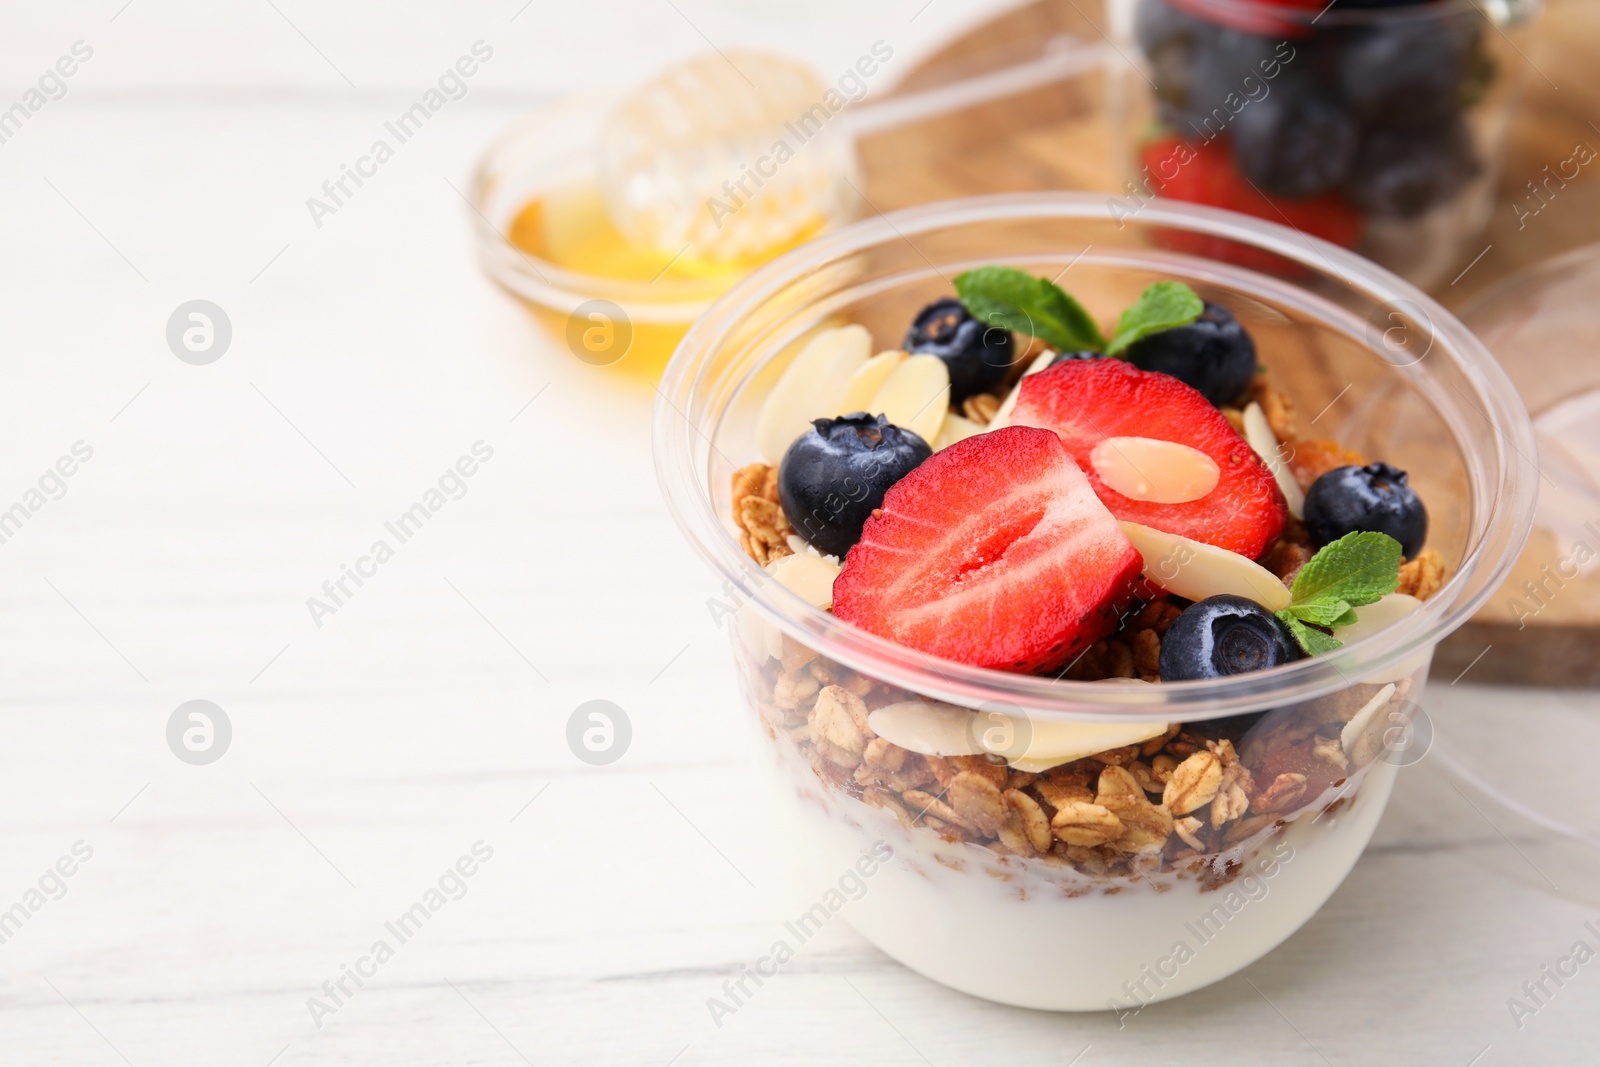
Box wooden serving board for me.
[857,0,1600,686]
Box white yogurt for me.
[762,743,1397,1011]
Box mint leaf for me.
[954,266,1107,353]
[1289,532,1403,612]
[1276,532,1401,656]
[1285,600,1357,628]
[1105,281,1205,356]
[1277,611,1344,656]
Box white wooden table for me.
[3,3,1599,1064]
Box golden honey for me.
[506,182,824,381]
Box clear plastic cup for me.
[654,193,1536,1010]
[1107,0,1543,289]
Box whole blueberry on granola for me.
[1159,595,1302,681]
[1123,301,1257,407]
[1304,462,1427,558]
[777,413,931,558]
[904,297,1015,403]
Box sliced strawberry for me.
[1141,136,1364,276]
[1011,359,1287,558]
[1166,0,1322,38]
[832,427,1142,675]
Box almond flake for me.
[1242,401,1306,520]
[867,353,949,446]
[985,349,1055,431]
[1338,595,1430,684]
[755,325,872,463]
[1119,520,1292,612]
[933,412,983,451]
[980,711,1169,769]
[1089,436,1220,504]
[1337,594,1422,646]
[837,350,906,414]
[764,552,839,610]
[866,701,987,758]
[1340,682,1398,757]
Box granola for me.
[1397,548,1446,600]
[962,393,1001,426]
[1288,439,1368,492]
[744,625,1410,881]
[1248,374,1300,443]
[1162,750,1222,816]
[731,462,793,565]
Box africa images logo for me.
[705,841,893,1027]
[306,442,493,627]
[305,41,494,228]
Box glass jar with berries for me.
[1109,0,1543,288]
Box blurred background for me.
[2,1,1599,1064]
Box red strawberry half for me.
[1166,0,1323,38]
[832,427,1141,675]
[1011,359,1287,558]
[1141,136,1364,277]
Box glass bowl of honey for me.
[470,76,860,381]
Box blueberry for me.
[904,298,1015,403]
[1337,22,1472,127]
[1123,301,1256,407]
[1303,463,1428,558]
[1049,350,1104,366]
[777,414,932,557]
[1160,595,1302,681]
[1343,117,1478,219]
[1176,30,1279,137]
[1231,79,1357,199]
